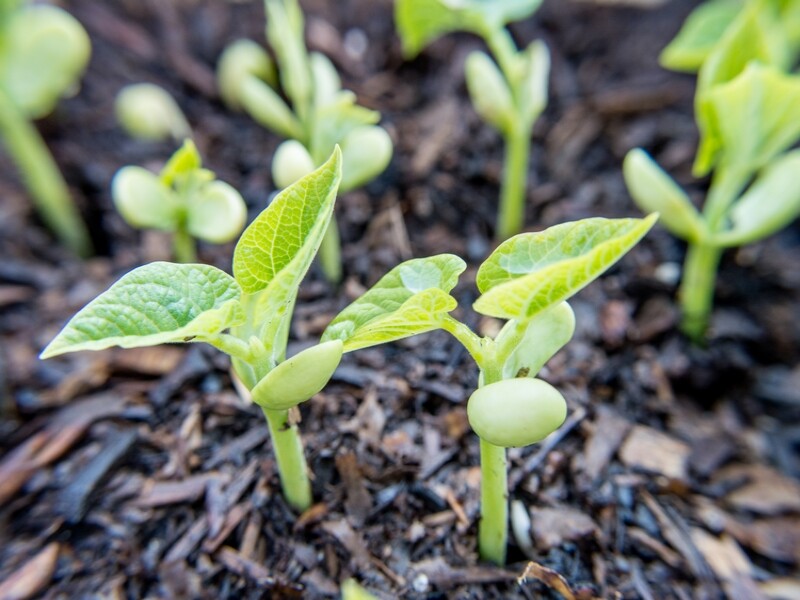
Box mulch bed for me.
[1,0,799,598]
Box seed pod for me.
[464,51,514,134]
[115,84,191,142]
[251,340,343,410]
[467,378,566,447]
[272,140,316,189]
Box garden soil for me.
[1,0,799,598]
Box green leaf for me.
[160,139,203,187]
[322,254,466,352]
[310,52,341,108]
[41,263,243,359]
[518,40,550,126]
[474,215,657,320]
[464,51,514,134]
[712,150,800,247]
[187,181,247,244]
[395,0,542,57]
[497,302,575,379]
[0,5,90,118]
[696,63,800,175]
[659,0,743,73]
[623,149,707,242]
[112,166,182,231]
[694,3,791,175]
[309,91,379,164]
[217,39,277,110]
[265,0,311,112]
[233,147,342,294]
[239,77,304,140]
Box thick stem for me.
[497,127,531,240]
[319,216,342,284]
[0,86,92,257]
[262,407,312,512]
[477,365,508,565]
[172,228,197,263]
[679,242,722,343]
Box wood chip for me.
[215,546,302,596]
[574,406,631,485]
[719,465,800,515]
[135,473,218,507]
[335,452,373,527]
[412,557,517,590]
[620,425,690,481]
[690,529,766,600]
[0,542,60,600]
[530,505,599,550]
[519,561,591,600]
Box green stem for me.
[262,406,312,512]
[441,315,486,367]
[483,27,520,86]
[172,228,196,263]
[0,86,92,257]
[497,127,531,240]
[477,365,508,565]
[679,242,722,343]
[319,216,342,283]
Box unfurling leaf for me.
[465,51,514,134]
[659,0,743,73]
[322,254,466,351]
[623,149,706,241]
[233,146,342,295]
[712,150,800,247]
[474,215,657,320]
[41,263,243,358]
[497,302,575,379]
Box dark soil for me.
[1,0,799,598]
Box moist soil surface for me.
[1,1,799,598]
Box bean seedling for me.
[396,0,549,239]
[42,149,343,513]
[0,0,92,256]
[323,214,657,564]
[112,139,247,263]
[624,0,800,340]
[218,0,393,283]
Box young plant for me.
[0,0,92,256]
[42,149,344,512]
[396,0,549,239]
[112,139,247,263]
[115,83,191,143]
[323,214,657,564]
[624,1,800,341]
[217,0,393,283]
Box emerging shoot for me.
[43,149,344,513]
[0,1,92,256]
[112,140,247,263]
[396,0,549,239]
[218,0,393,283]
[324,214,657,564]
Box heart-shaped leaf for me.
[474,215,657,320]
[623,149,707,242]
[712,149,800,247]
[322,254,466,351]
[0,5,90,118]
[41,263,243,358]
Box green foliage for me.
[43,149,344,512]
[395,0,549,239]
[325,215,655,564]
[115,84,191,142]
[217,0,393,281]
[0,1,92,256]
[113,140,247,261]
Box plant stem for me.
[679,242,722,342]
[477,365,508,565]
[497,127,531,240]
[172,228,196,263]
[319,217,342,283]
[0,86,92,257]
[262,406,312,512]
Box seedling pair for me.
[323,214,657,564]
[112,140,247,263]
[0,1,92,256]
[218,0,393,282]
[624,0,800,340]
[396,0,549,239]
